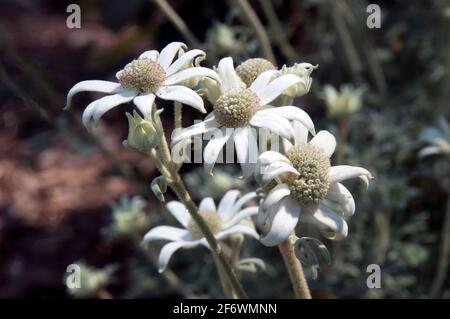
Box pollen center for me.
[213,88,260,128]
[118,59,166,93]
[236,58,276,87]
[285,144,331,204]
[187,210,223,239]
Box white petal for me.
[310,130,336,158]
[263,184,291,209]
[329,165,374,188]
[217,57,242,92]
[250,112,294,140]
[223,207,259,228]
[171,117,219,144]
[158,241,198,273]
[138,50,159,61]
[204,128,233,175]
[419,146,442,157]
[257,74,301,105]
[199,197,216,212]
[258,151,291,166]
[326,183,355,217]
[307,205,348,240]
[258,106,315,135]
[156,85,206,113]
[82,99,98,127]
[260,197,301,246]
[133,93,155,116]
[216,225,259,241]
[157,42,187,70]
[65,80,123,110]
[166,49,206,75]
[143,226,190,242]
[234,127,258,178]
[165,67,220,85]
[293,121,309,145]
[260,162,299,183]
[249,70,278,93]
[87,91,136,126]
[166,201,190,227]
[232,191,258,212]
[217,190,241,221]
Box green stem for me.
[278,235,311,299]
[213,253,236,298]
[174,101,182,129]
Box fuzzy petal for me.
[158,241,198,273]
[232,191,258,212]
[217,190,241,221]
[157,42,187,70]
[256,74,301,105]
[171,117,219,144]
[260,162,299,183]
[199,197,216,212]
[166,49,206,76]
[204,128,233,175]
[307,205,348,240]
[329,165,373,188]
[249,70,278,93]
[260,197,301,246]
[263,183,291,209]
[234,127,258,178]
[217,57,242,92]
[216,225,259,241]
[165,67,220,85]
[326,183,356,217]
[258,106,315,135]
[156,85,206,113]
[166,201,190,227]
[310,130,336,158]
[223,206,259,228]
[250,112,295,140]
[139,50,159,61]
[133,93,155,116]
[143,226,190,242]
[65,80,123,110]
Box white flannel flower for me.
[419,118,450,157]
[255,124,373,246]
[144,190,259,272]
[64,42,219,127]
[172,57,315,178]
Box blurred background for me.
[0,0,449,298]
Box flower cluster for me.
[65,41,372,279]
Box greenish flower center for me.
[118,59,166,93]
[236,58,276,86]
[213,88,260,128]
[285,144,331,204]
[187,210,223,239]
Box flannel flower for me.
[255,123,373,246]
[172,57,315,178]
[144,190,259,272]
[64,42,219,127]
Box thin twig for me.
[259,0,297,62]
[231,0,276,64]
[153,0,201,47]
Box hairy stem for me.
[231,0,276,64]
[429,190,450,298]
[213,253,236,298]
[153,0,201,47]
[278,235,312,299]
[174,101,182,129]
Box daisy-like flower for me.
[144,190,259,272]
[255,124,373,246]
[64,42,219,127]
[172,57,315,177]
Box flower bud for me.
[65,262,115,298]
[278,63,317,98]
[109,196,150,238]
[123,110,158,153]
[207,23,237,55]
[321,84,365,117]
